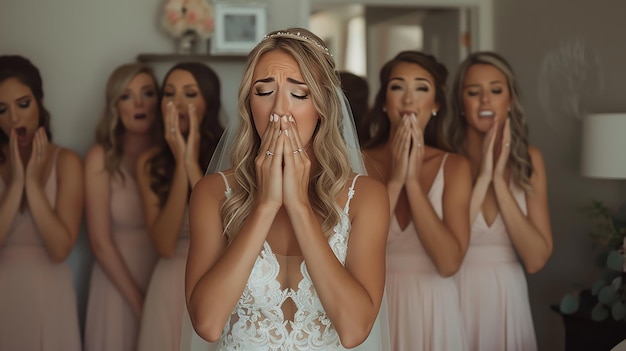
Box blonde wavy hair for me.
[221,27,352,242]
[446,52,533,192]
[95,63,158,179]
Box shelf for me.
[137,53,247,63]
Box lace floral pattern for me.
[217,177,359,350]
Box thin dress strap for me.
[343,174,362,214]
[217,171,232,199]
[218,171,237,236]
[440,152,450,170]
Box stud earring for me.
[382,107,387,113]
[432,111,437,117]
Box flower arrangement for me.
[161,0,215,40]
[560,201,626,322]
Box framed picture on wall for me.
[210,3,268,56]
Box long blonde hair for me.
[95,64,158,179]
[446,52,533,192]
[221,28,352,242]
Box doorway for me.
[310,1,490,98]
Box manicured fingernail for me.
[282,116,288,123]
[278,130,282,136]
[285,130,289,137]
[289,115,295,122]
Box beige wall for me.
[494,0,626,350]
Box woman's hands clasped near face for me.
[478,117,511,183]
[163,101,201,166]
[384,61,438,186]
[25,127,49,185]
[389,113,425,185]
[255,113,311,212]
[7,126,49,191]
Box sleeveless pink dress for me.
[0,148,81,350]
[454,181,537,351]
[385,154,467,351]
[84,166,158,351]
[137,207,190,351]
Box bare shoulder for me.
[361,148,385,182]
[54,146,83,184]
[528,145,545,166]
[192,169,234,203]
[85,144,105,161]
[56,146,82,170]
[349,174,388,210]
[443,152,471,175]
[84,144,105,171]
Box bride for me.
[180,27,391,351]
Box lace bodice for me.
[216,173,360,351]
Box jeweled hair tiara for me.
[261,31,332,57]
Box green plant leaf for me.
[599,286,617,304]
[612,301,626,320]
[592,279,606,295]
[592,304,609,321]
[611,276,623,290]
[560,293,580,314]
[606,251,624,271]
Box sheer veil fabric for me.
[180,88,391,351]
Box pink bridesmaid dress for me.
[84,166,158,351]
[455,182,537,351]
[385,154,467,351]
[0,148,81,351]
[137,208,190,351]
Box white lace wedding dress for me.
[180,174,390,351]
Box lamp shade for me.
[581,113,626,179]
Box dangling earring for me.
[432,111,437,117]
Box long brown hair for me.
[148,62,224,206]
[0,55,52,163]
[95,63,158,179]
[446,51,533,191]
[362,51,450,151]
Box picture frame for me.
[210,3,268,56]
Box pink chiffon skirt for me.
[0,246,81,351]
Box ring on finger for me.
[265,150,274,156]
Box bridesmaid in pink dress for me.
[362,51,472,351]
[84,64,160,351]
[447,52,553,351]
[0,55,84,350]
[136,62,224,351]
